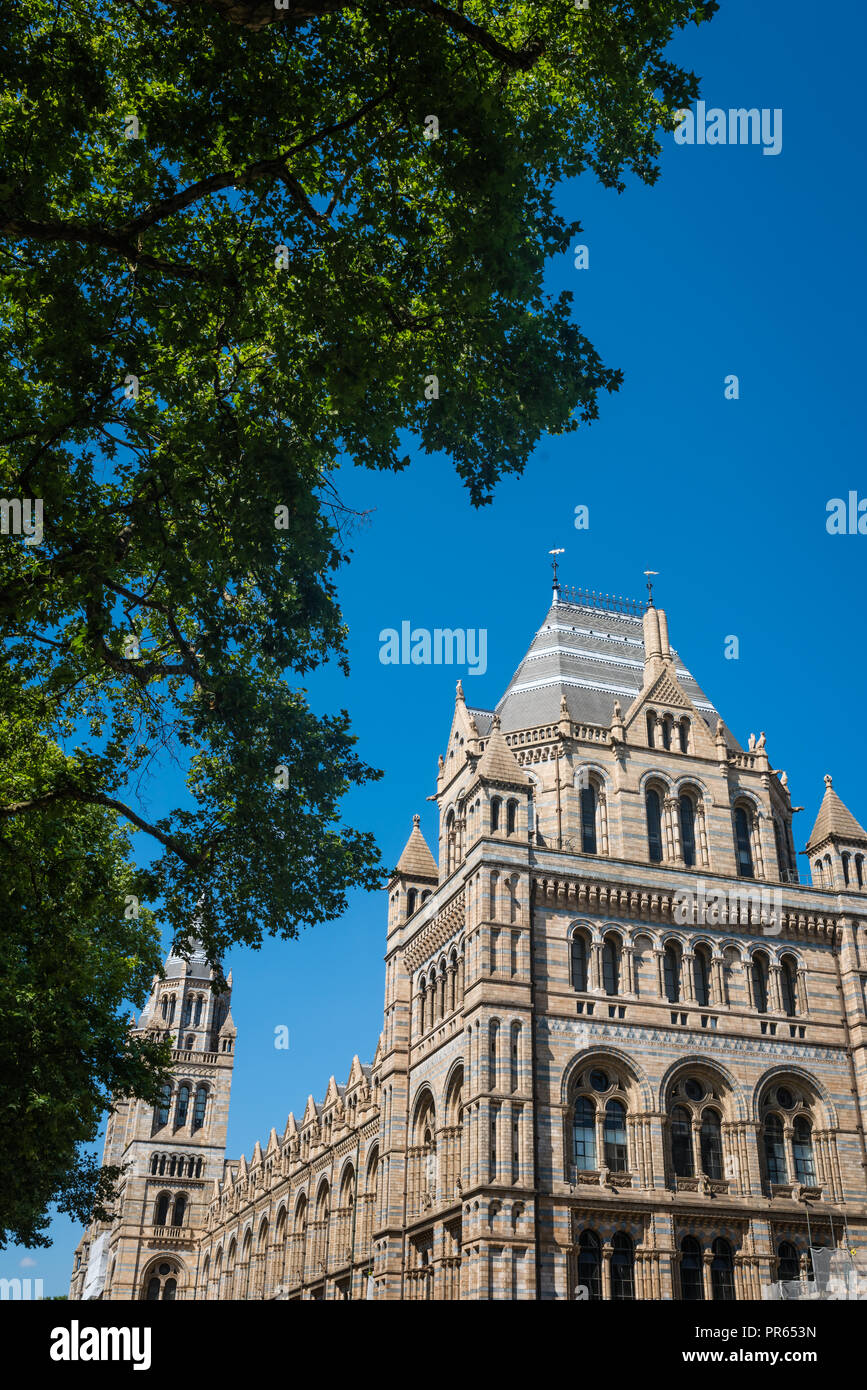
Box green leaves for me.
[0,0,714,954]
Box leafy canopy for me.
[0,0,716,962]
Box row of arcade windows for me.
[570,932,800,1016]
[155,1083,209,1132]
[153,1193,187,1228]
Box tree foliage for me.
[0,0,716,963]
[0,687,170,1247]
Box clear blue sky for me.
[21,0,867,1295]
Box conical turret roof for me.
[395,815,438,879]
[475,715,532,786]
[806,776,867,851]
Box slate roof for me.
[491,600,723,736]
[396,814,438,878]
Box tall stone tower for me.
[69,942,235,1300]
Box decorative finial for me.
[549,547,565,602]
[412,813,420,828]
[825,774,833,787]
[455,679,465,701]
[560,693,569,715]
[644,569,659,605]
[491,713,501,732]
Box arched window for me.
[842,852,851,886]
[154,1193,170,1227]
[176,1084,190,1127]
[751,952,769,1013]
[857,854,865,889]
[773,819,786,880]
[792,1117,816,1183]
[764,1113,787,1183]
[664,943,681,1003]
[573,1096,596,1171]
[172,1194,186,1227]
[646,789,663,863]
[602,935,620,996]
[406,888,418,917]
[506,800,517,835]
[156,1084,171,1129]
[150,1154,159,1174]
[192,1085,207,1132]
[611,1233,635,1301]
[679,794,697,868]
[679,719,690,754]
[680,1237,703,1301]
[710,1238,734,1301]
[144,1261,179,1301]
[699,1109,723,1180]
[580,783,597,854]
[734,806,754,878]
[194,996,202,1027]
[604,1100,628,1173]
[490,798,501,833]
[183,997,193,1026]
[577,1230,602,1301]
[694,945,711,1008]
[777,1241,799,1282]
[570,932,589,992]
[646,713,656,748]
[671,1105,693,1177]
[661,717,672,751]
[780,956,798,1017]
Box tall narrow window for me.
[194,996,202,1027]
[792,1117,816,1183]
[679,719,690,754]
[406,888,418,917]
[734,806,754,878]
[664,944,681,1003]
[172,1194,186,1227]
[192,1085,207,1132]
[699,1110,723,1180]
[662,717,672,750]
[577,1231,602,1301]
[711,1238,735,1301]
[183,997,192,1026]
[154,1193,170,1227]
[842,852,851,886]
[751,952,769,1013]
[490,799,501,833]
[580,784,597,854]
[671,1106,693,1177]
[602,936,620,996]
[680,1237,703,1301]
[507,800,517,835]
[777,1242,799,1282]
[646,789,663,863]
[857,855,865,889]
[764,1114,786,1183]
[570,933,588,992]
[573,1097,596,1171]
[679,795,696,868]
[611,1233,635,1301]
[780,956,798,1017]
[604,1100,628,1173]
[646,713,656,748]
[694,945,711,1008]
[489,1022,499,1090]
[156,1084,171,1129]
[510,1025,520,1093]
[175,1084,190,1127]
[774,820,786,879]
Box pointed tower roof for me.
[475,715,532,786]
[396,814,438,879]
[807,775,867,851]
[495,594,723,735]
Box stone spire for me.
[476,714,532,787]
[806,775,867,852]
[396,813,438,878]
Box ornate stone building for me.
[71,582,867,1300]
